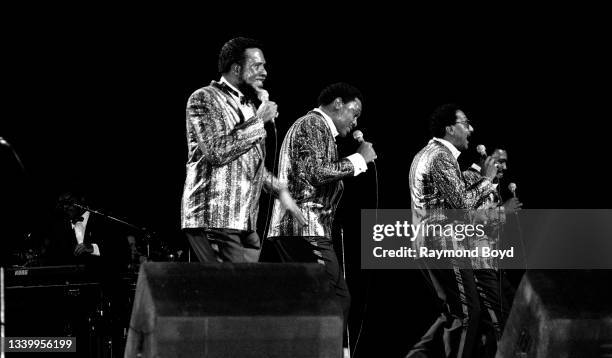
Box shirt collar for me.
[220,76,244,99]
[313,108,339,138]
[431,137,461,159]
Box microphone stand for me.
[0,137,26,174]
[69,203,153,355]
[71,203,153,236]
[70,202,157,259]
[1,138,34,267]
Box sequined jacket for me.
[409,140,494,251]
[181,81,283,231]
[463,167,506,226]
[463,168,506,269]
[267,111,354,238]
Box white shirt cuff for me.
[92,243,101,256]
[347,153,367,176]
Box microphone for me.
[71,202,96,212]
[476,144,487,158]
[0,136,11,147]
[508,182,517,198]
[256,88,269,102]
[256,88,278,123]
[353,130,364,143]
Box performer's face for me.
[239,48,267,89]
[492,149,508,178]
[451,110,473,151]
[334,98,362,137]
[58,193,85,220]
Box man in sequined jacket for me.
[406,104,500,358]
[181,37,305,263]
[265,83,377,325]
[463,148,522,266]
[461,148,522,350]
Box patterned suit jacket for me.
[409,139,494,251]
[463,167,507,269]
[181,81,283,231]
[463,167,506,222]
[268,111,354,238]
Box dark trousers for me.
[261,236,351,327]
[184,228,261,263]
[406,259,515,358]
[473,269,516,343]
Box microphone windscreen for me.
[508,182,517,193]
[476,144,487,156]
[353,130,364,143]
[256,88,269,102]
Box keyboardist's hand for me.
[74,243,94,256]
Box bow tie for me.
[218,82,251,105]
[71,216,84,224]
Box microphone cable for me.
[507,182,527,270]
[495,183,504,339]
[512,189,527,271]
[261,119,278,254]
[351,160,378,358]
[340,227,351,358]
[1,267,5,358]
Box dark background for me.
[2,9,610,357]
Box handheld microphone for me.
[256,87,278,123]
[476,144,487,158]
[0,137,10,146]
[256,88,269,102]
[508,182,517,198]
[353,130,364,143]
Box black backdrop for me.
[2,9,610,356]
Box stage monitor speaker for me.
[4,281,106,356]
[497,270,612,357]
[124,262,343,358]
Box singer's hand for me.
[278,189,307,228]
[482,156,498,180]
[357,141,377,163]
[503,197,523,214]
[74,243,94,256]
[257,100,278,124]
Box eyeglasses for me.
[455,120,472,129]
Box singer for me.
[462,147,522,349]
[263,83,376,326]
[47,189,117,264]
[181,37,305,263]
[44,188,131,351]
[406,104,499,358]
[465,148,521,214]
